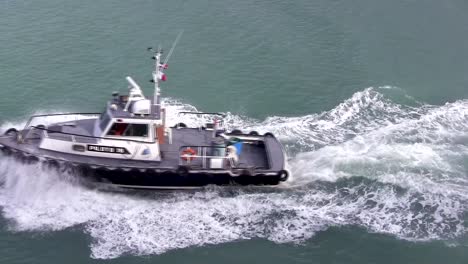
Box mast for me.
[149,31,183,120]
[151,48,162,120]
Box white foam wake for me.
[0,87,467,259]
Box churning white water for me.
[0,87,467,259]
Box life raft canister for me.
[181,147,197,162]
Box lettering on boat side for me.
[87,145,130,154]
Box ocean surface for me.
[1,0,468,263]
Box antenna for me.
[148,31,183,120]
[163,30,184,66]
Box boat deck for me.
[0,127,270,171]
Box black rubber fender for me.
[175,166,189,177]
[248,131,259,136]
[241,169,253,176]
[229,168,242,177]
[278,170,289,182]
[4,128,18,136]
[231,129,243,135]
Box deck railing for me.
[20,112,100,142]
[178,145,234,170]
[21,126,156,144]
[19,113,155,144]
[22,112,101,130]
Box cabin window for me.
[107,123,148,137]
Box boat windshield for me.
[99,112,111,131]
[107,123,148,137]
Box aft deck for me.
[160,128,270,170]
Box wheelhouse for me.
[97,112,155,143]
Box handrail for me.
[178,145,229,169]
[25,126,155,144]
[177,112,226,118]
[25,112,101,119]
[21,112,101,141]
[23,112,101,129]
[178,145,225,150]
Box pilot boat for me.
[0,47,289,189]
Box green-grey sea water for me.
[1,0,468,263]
